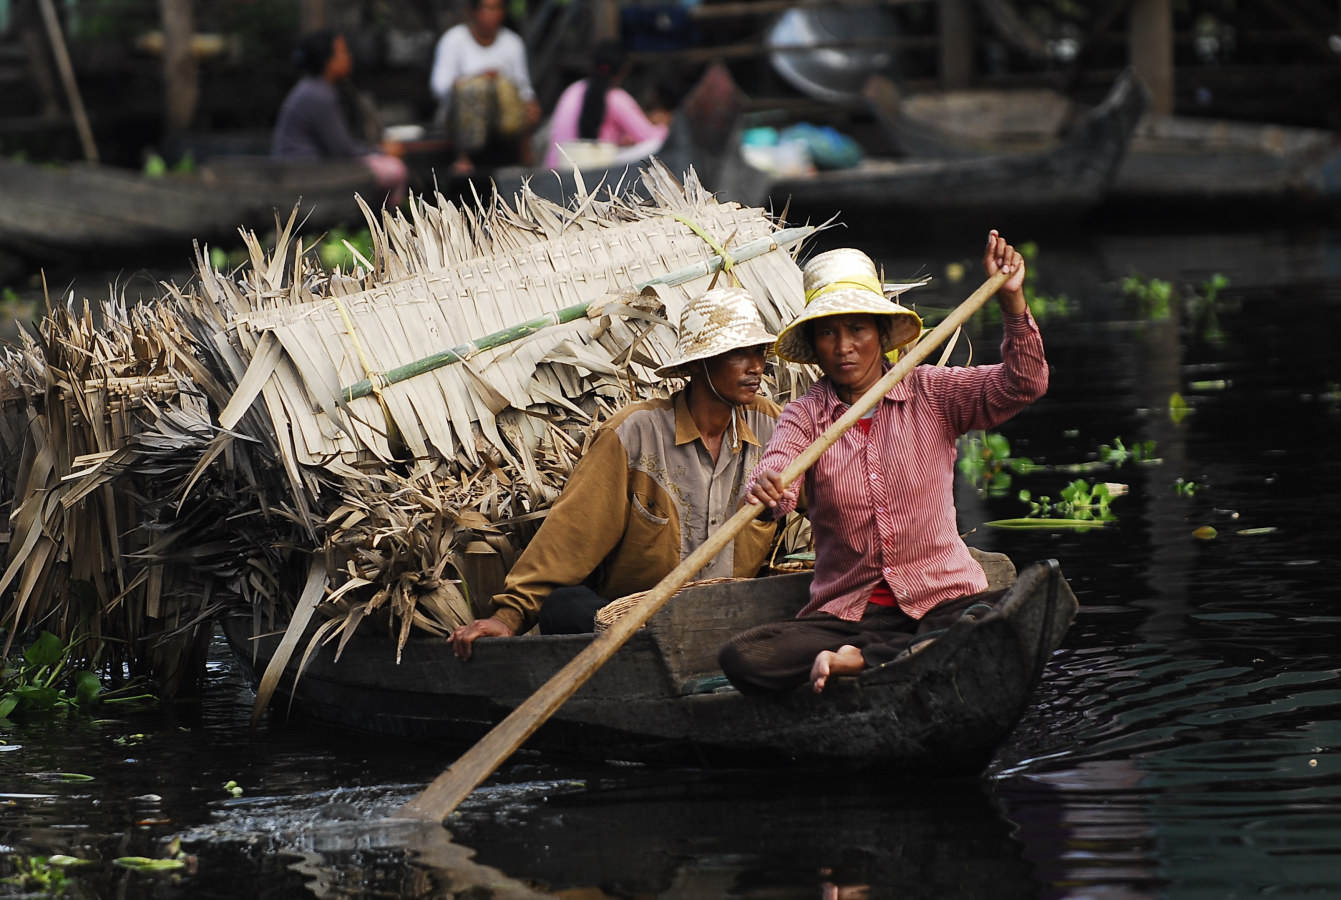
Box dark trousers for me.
[718,590,1004,695]
[537,584,610,635]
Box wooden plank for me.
[939,0,974,89]
[688,0,928,19]
[630,34,937,67]
[1129,0,1174,116]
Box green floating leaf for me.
[46,855,96,867]
[984,518,1108,530]
[1193,525,1218,540]
[14,685,61,708]
[73,670,101,706]
[114,857,186,871]
[23,631,64,668]
[1170,392,1191,425]
[1236,527,1277,536]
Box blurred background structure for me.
[0,0,1337,168]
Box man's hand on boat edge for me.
[449,616,514,660]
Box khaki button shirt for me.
[490,390,781,634]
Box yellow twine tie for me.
[333,296,403,453]
[804,275,884,304]
[333,296,386,397]
[672,213,737,279]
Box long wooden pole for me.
[36,0,98,163]
[392,269,1009,823]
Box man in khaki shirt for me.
[449,286,783,659]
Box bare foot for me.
[810,644,866,692]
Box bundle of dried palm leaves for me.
[0,164,818,696]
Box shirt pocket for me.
[606,493,678,594]
[735,515,779,577]
[630,492,669,526]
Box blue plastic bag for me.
[778,123,863,170]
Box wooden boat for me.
[1111,114,1341,209]
[224,555,1078,773]
[867,70,1341,211]
[766,64,1141,218]
[480,63,1143,222]
[0,155,381,263]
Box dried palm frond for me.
[0,163,820,699]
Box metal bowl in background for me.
[766,7,900,105]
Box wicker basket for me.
[766,513,815,576]
[593,576,743,633]
[768,556,814,575]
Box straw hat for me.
[774,248,925,364]
[654,286,778,378]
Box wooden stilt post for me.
[939,0,973,89]
[1129,0,1174,115]
[36,0,98,163]
[300,0,328,32]
[591,0,620,43]
[159,0,199,137]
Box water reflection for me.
[979,226,1341,900]
[3,225,1341,898]
[456,770,1035,898]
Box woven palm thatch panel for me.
[0,164,819,696]
[225,189,807,470]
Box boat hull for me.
[226,559,1077,773]
[0,156,378,262]
[777,68,1147,219]
[869,71,1341,212]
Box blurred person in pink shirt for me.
[543,42,668,171]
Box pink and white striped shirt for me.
[754,310,1048,621]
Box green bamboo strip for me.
[339,226,814,403]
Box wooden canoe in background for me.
[767,65,1144,219]
[867,69,1341,212]
[224,555,1078,773]
[0,155,381,263]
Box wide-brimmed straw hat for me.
[774,248,925,364]
[654,286,778,378]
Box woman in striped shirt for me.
[719,232,1047,694]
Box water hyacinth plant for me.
[1121,271,1233,343]
[961,432,1148,529]
[0,630,152,720]
[1018,479,1125,522]
[984,479,1124,530]
[0,630,101,719]
[0,855,82,892]
[1098,436,1160,466]
[957,431,1043,497]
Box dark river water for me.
[3,221,1340,899]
